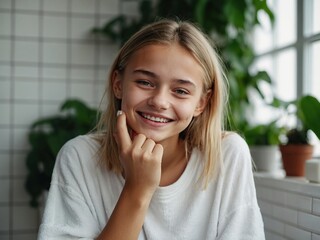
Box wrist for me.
[122,183,155,209]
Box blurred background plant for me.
[278,94,320,145]
[25,99,99,207]
[243,120,284,146]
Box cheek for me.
[177,103,198,121]
[120,91,143,111]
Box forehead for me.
[129,43,196,63]
[124,43,204,84]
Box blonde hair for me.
[96,19,228,186]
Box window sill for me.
[254,171,320,199]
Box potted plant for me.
[279,95,320,176]
[243,120,284,172]
[25,99,99,208]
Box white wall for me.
[255,175,320,240]
[0,0,139,239]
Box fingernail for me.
[117,110,123,117]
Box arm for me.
[97,111,163,240]
[97,184,150,239]
[217,134,265,240]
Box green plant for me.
[25,99,99,207]
[298,95,320,140]
[279,95,320,144]
[91,0,274,132]
[243,120,284,146]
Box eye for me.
[136,80,154,88]
[174,88,189,95]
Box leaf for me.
[195,0,208,27]
[61,99,97,126]
[298,95,320,140]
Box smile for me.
[140,112,171,123]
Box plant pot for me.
[250,145,280,172]
[279,144,314,176]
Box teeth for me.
[142,113,169,123]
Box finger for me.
[131,134,147,149]
[141,138,156,153]
[115,111,132,151]
[153,144,164,156]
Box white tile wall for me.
[43,15,68,39]
[0,179,10,203]
[70,67,95,81]
[71,0,96,15]
[13,128,30,151]
[71,42,96,65]
[43,0,68,13]
[0,39,11,61]
[14,13,40,37]
[42,81,67,101]
[71,17,95,39]
[0,12,11,36]
[0,206,10,231]
[0,65,11,77]
[0,0,11,10]
[313,233,320,240]
[14,40,39,63]
[12,206,38,230]
[0,0,125,238]
[0,103,11,125]
[255,175,320,240]
[42,66,67,80]
[121,0,139,16]
[0,129,11,151]
[284,224,311,240]
[14,81,40,100]
[15,0,41,11]
[12,152,28,176]
[14,65,39,79]
[99,0,119,15]
[0,80,11,100]
[43,42,68,64]
[0,153,10,177]
[314,198,320,215]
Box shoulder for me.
[221,132,252,170]
[53,134,101,179]
[222,132,250,155]
[60,134,99,154]
[58,135,99,158]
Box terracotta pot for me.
[279,144,314,176]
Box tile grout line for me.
[9,1,16,239]
[66,0,72,99]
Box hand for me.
[114,111,163,199]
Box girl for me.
[38,19,265,239]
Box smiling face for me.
[113,43,209,145]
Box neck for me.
[159,138,188,186]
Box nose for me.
[147,89,170,110]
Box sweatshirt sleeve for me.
[38,137,100,240]
[217,133,265,240]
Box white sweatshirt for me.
[38,133,265,240]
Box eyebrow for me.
[133,69,197,88]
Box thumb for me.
[114,110,132,152]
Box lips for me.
[138,112,172,123]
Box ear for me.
[193,90,211,117]
[112,71,122,99]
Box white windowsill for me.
[254,171,320,198]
